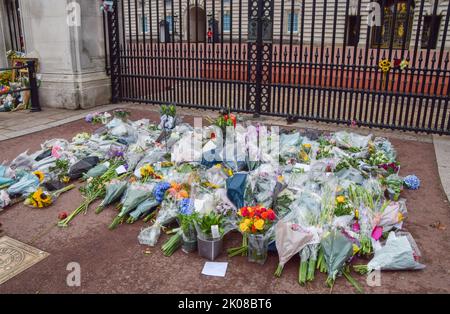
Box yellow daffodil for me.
[398,212,404,222]
[239,222,249,232]
[336,195,346,204]
[227,169,233,177]
[354,209,359,219]
[33,171,45,183]
[303,143,312,149]
[254,218,265,231]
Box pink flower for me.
[352,222,361,232]
[350,120,357,128]
[51,146,62,159]
[371,226,383,241]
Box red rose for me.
[58,211,68,220]
[267,210,276,221]
[240,207,249,217]
[211,132,216,139]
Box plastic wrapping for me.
[280,132,301,160]
[367,231,425,272]
[68,156,100,179]
[321,230,353,281]
[7,172,40,196]
[10,151,34,170]
[138,198,178,246]
[129,198,159,220]
[0,190,11,209]
[333,131,373,149]
[226,173,248,209]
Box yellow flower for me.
[336,195,346,204]
[354,209,359,219]
[244,219,252,226]
[254,218,265,231]
[398,212,404,222]
[30,188,52,208]
[61,176,70,183]
[140,164,154,177]
[239,222,249,233]
[33,171,45,183]
[352,244,360,256]
[277,175,284,183]
[303,143,312,149]
[300,151,309,162]
[227,169,233,177]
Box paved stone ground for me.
[0,105,449,294]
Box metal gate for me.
[106,0,450,135]
[3,0,25,53]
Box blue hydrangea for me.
[179,198,194,215]
[404,175,420,190]
[153,182,171,203]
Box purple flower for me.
[85,114,93,123]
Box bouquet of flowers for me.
[159,105,177,130]
[95,179,128,214]
[24,184,75,208]
[228,206,276,264]
[109,182,154,229]
[113,109,131,121]
[178,198,197,253]
[137,182,183,246]
[7,172,40,197]
[59,161,126,227]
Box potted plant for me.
[195,211,224,261]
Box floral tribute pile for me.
[0,107,424,292]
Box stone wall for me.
[17,0,111,109]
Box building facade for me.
[123,0,450,49]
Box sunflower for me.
[33,171,45,183]
[30,188,53,208]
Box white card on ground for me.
[201,262,228,277]
[115,165,127,175]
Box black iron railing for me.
[0,60,41,112]
[104,0,450,135]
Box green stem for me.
[299,260,308,285]
[307,258,316,282]
[162,233,182,256]
[95,205,105,214]
[274,264,284,278]
[353,264,369,275]
[343,270,365,294]
[52,184,76,198]
[58,203,86,227]
[108,215,123,230]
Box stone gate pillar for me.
[0,0,9,68]
[19,0,111,109]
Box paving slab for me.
[0,108,449,293]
